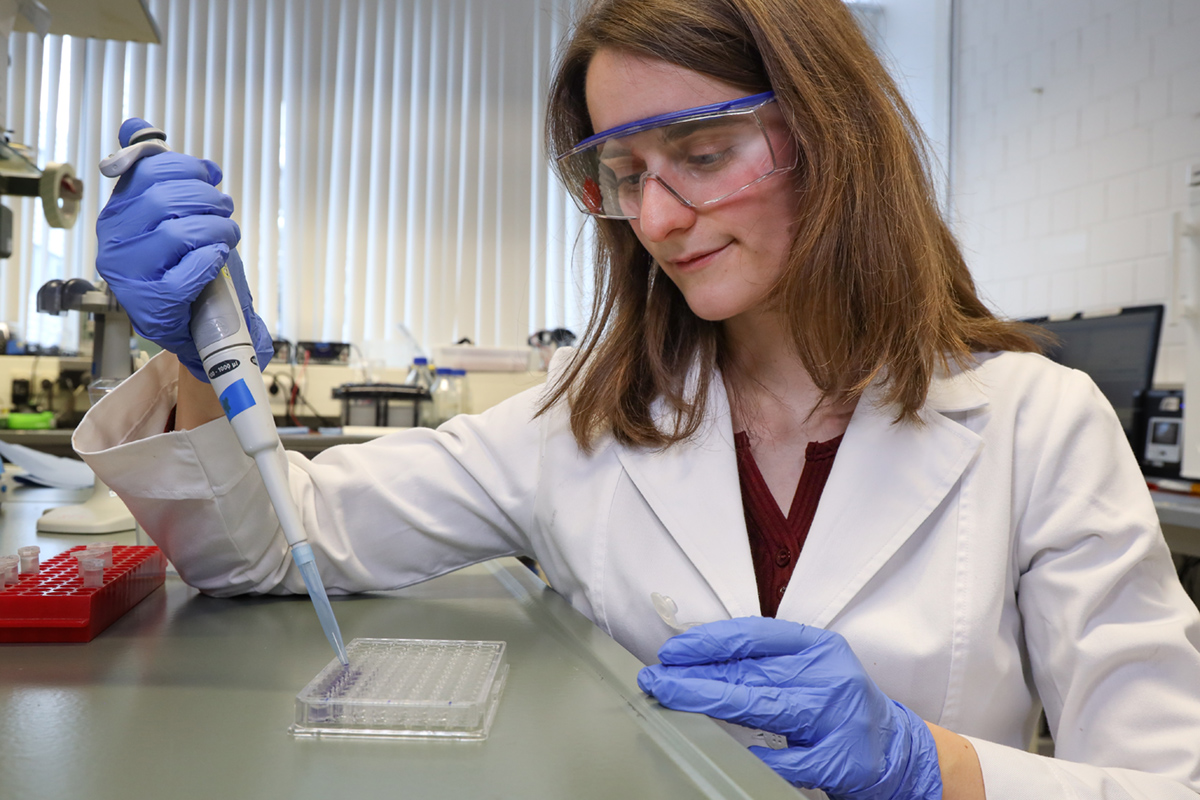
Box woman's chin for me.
[683,300,735,323]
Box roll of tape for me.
[40,162,83,229]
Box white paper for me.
[0,439,94,489]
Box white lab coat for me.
[74,349,1200,799]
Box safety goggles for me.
[557,91,794,220]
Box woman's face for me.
[584,49,799,324]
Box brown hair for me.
[540,0,1042,451]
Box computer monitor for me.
[1024,305,1164,443]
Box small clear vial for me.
[79,556,105,588]
[72,551,95,575]
[86,542,117,569]
[17,545,40,575]
[0,555,19,586]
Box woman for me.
[80,0,1200,797]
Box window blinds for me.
[3,0,593,360]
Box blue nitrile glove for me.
[95,117,273,382]
[637,618,943,800]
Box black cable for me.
[272,373,303,428]
[288,358,301,427]
[283,356,336,428]
[296,390,336,429]
[28,354,40,410]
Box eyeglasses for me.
[556,92,794,221]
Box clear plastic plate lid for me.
[290,638,508,740]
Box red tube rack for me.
[0,545,166,643]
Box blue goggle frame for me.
[560,91,777,159]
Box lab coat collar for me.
[615,359,986,626]
[923,356,989,414]
[777,379,984,626]
[614,372,762,620]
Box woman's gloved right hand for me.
[637,618,943,800]
[95,121,270,382]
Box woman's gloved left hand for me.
[637,617,943,800]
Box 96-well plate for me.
[290,638,508,740]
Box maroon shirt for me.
[734,431,843,617]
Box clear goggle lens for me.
[557,92,792,220]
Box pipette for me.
[100,123,349,665]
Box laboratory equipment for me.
[331,383,429,429]
[405,356,434,388]
[405,357,436,426]
[85,541,117,569]
[0,555,17,585]
[434,344,532,372]
[0,545,166,643]
[0,2,155,246]
[0,141,82,234]
[17,545,39,574]
[79,556,104,587]
[1176,163,1200,479]
[291,638,509,740]
[1135,389,1184,478]
[34,277,138,533]
[99,122,348,665]
[429,368,464,426]
[1023,304,1164,445]
[295,341,351,364]
[528,328,576,370]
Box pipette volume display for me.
[100,121,348,665]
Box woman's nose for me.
[635,177,696,242]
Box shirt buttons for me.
[778,585,786,597]
[775,548,792,567]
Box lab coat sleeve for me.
[73,352,545,597]
[968,365,1200,798]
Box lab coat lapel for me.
[777,368,987,628]
[614,377,761,620]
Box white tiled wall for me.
[951,0,1200,384]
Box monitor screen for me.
[1025,305,1164,440]
[1151,419,1180,446]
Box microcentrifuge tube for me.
[86,542,116,569]
[72,551,95,575]
[79,556,105,588]
[0,555,19,585]
[17,545,40,575]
